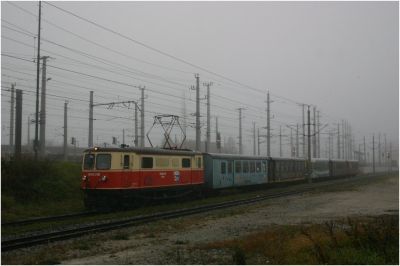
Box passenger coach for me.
[203,153,268,189]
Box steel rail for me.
[1,211,99,227]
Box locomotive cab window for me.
[182,158,191,168]
[83,154,95,170]
[123,155,130,169]
[142,157,153,169]
[96,154,111,170]
[197,157,202,168]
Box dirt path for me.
[62,175,398,265]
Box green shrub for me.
[1,158,84,219]
[1,159,81,203]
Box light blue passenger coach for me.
[203,153,268,189]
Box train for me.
[81,146,359,209]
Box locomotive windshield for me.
[96,154,112,170]
[83,153,111,170]
[83,154,95,170]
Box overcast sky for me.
[1,1,398,157]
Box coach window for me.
[182,158,191,168]
[262,161,267,173]
[123,155,130,169]
[243,161,249,173]
[142,157,153,169]
[83,154,95,170]
[197,157,202,168]
[96,154,111,170]
[221,162,226,174]
[228,161,233,174]
[256,162,261,173]
[235,161,242,173]
[250,161,255,173]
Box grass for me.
[198,214,399,265]
[1,158,84,221]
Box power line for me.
[43,1,308,106]
[2,32,301,120]
[6,2,194,75]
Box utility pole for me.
[363,136,366,164]
[279,126,282,157]
[253,122,256,156]
[63,101,68,161]
[349,125,353,159]
[216,116,221,153]
[342,120,345,159]
[39,56,49,157]
[290,126,293,157]
[88,91,93,147]
[328,130,332,159]
[337,124,341,159]
[237,108,244,154]
[317,110,320,158]
[34,1,42,160]
[15,89,23,160]
[257,128,260,156]
[372,135,375,174]
[302,104,306,157]
[378,133,381,166]
[384,134,387,170]
[307,105,312,182]
[313,106,316,158]
[189,74,201,151]
[182,92,187,136]
[203,82,212,152]
[134,102,138,147]
[27,116,30,146]
[389,142,392,172]
[266,91,271,156]
[10,83,15,150]
[140,86,145,148]
[296,124,299,158]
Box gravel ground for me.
[61,174,398,265]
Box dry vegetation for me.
[194,214,399,265]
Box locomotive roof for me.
[84,147,202,156]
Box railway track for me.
[1,211,99,227]
[2,173,386,252]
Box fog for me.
[1,1,398,159]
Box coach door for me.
[122,154,130,187]
[121,154,130,187]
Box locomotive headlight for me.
[101,175,107,182]
[82,175,87,181]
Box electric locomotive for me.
[81,147,204,208]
